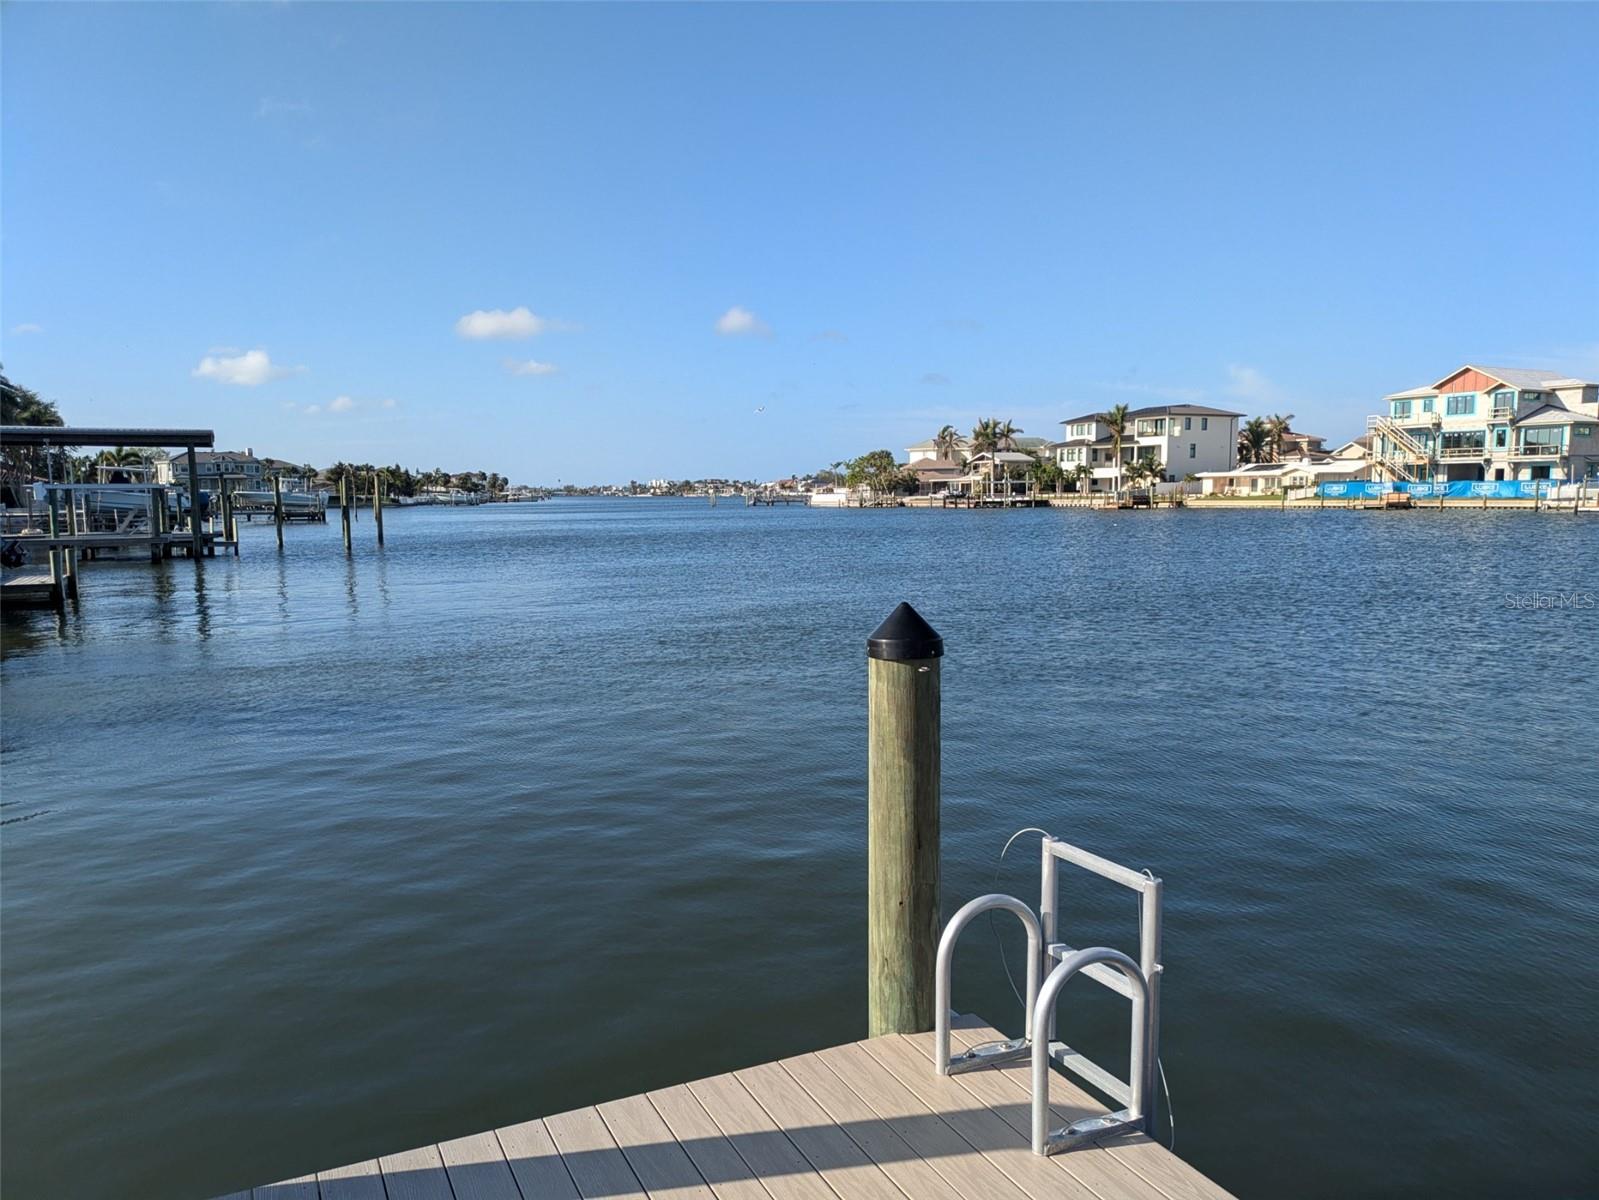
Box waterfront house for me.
[1369,365,1599,484]
[1057,405,1243,491]
[904,434,1048,464]
[904,457,966,494]
[152,448,266,488]
[1195,456,1370,495]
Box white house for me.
[1057,405,1243,492]
[1195,457,1370,496]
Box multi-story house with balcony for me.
[1368,366,1599,484]
[1055,405,1242,491]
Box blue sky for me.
[4,2,1596,483]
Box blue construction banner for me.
[1316,481,1391,499]
[1315,480,1569,499]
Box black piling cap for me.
[867,602,944,661]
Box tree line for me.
[1,370,517,495]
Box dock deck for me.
[1,570,60,607]
[213,1017,1231,1200]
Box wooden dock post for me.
[866,601,943,1038]
[374,473,385,546]
[45,484,65,610]
[340,475,352,554]
[272,475,285,549]
[223,478,239,555]
[62,470,80,601]
[185,446,204,558]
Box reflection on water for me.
[2,501,1596,1200]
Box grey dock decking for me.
[1,570,60,607]
[212,1017,1232,1200]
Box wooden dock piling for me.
[339,476,352,554]
[45,485,64,609]
[186,446,204,558]
[373,474,385,546]
[272,475,285,549]
[866,601,943,1037]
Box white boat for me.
[231,487,328,517]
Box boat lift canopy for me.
[0,426,215,449]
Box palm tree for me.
[1238,418,1270,464]
[933,424,961,463]
[1072,463,1093,494]
[969,418,999,497]
[1267,412,1296,462]
[1100,404,1131,496]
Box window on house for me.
[1491,390,1514,410]
[1445,393,1475,416]
[1188,443,1196,459]
[1519,427,1564,450]
[1442,431,1486,453]
[1201,417,1208,430]
[1184,416,1192,431]
[1392,400,1413,419]
[1493,428,1508,449]
[1422,397,1434,413]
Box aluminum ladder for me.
[932,834,1163,1156]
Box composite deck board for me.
[810,1042,1035,1200]
[596,1092,719,1200]
[253,1176,318,1200]
[544,1104,650,1200]
[775,1054,970,1200]
[495,1119,581,1200]
[438,1130,523,1200]
[646,1083,777,1200]
[377,1144,454,1200]
[685,1072,839,1200]
[208,1018,1231,1200]
[315,1160,386,1200]
[732,1060,908,1200]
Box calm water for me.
[2,500,1595,1199]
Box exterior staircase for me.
[1365,415,1431,483]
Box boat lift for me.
[933,834,1163,1156]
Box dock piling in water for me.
[272,475,285,549]
[374,474,385,546]
[339,476,352,554]
[186,446,204,559]
[866,601,943,1037]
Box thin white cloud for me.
[191,348,304,387]
[919,373,952,386]
[504,358,558,377]
[257,97,312,118]
[715,306,771,338]
[814,329,849,343]
[381,397,398,409]
[10,322,43,335]
[304,404,322,415]
[455,307,571,340]
[1225,364,1285,406]
[329,395,356,413]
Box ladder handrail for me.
[933,893,1041,1076]
[1031,947,1151,1155]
